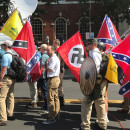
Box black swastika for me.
[71,48,85,64]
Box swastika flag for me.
[57,31,88,82]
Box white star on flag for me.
[112,54,116,57]
[19,43,22,46]
[28,64,31,68]
[112,35,114,37]
[123,88,126,91]
[123,57,127,61]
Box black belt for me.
[47,76,58,80]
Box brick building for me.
[31,0,105,46]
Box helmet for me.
[97,42,106,51]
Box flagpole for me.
[105,27,130,53]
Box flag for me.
[12,21,41,82]
[57,31,88,82]
[105,53,118,84]
[112,34,130,81]
[97,15,121,50]
[0,10,23,41]
[119,76,130,99]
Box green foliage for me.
[78,0,130,24]
[0,0,8,26]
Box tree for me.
[79,0,130,25]
[0,0,9,26]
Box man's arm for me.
[46,58,56,72]
[0,66,7,88]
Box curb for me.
[15,98,123,104]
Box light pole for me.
[89,0,91,34]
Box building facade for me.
[31,0,105,45]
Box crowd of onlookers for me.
[0,38,129,129]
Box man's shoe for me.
[0,121,7,126]
[55,116,60,120]
[117,109,129,113]
[7,116,15,121]
[37,110,49,114]
[42,119,56,125]
[26,103,37,109]
[95,122,107,130]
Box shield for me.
[80,57,97,96]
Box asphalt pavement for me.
[0,74,130,130]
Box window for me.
[79,17,89,42]
[31,18,43,42]
[55,17,67,44]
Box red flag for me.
[112,34,130,81]
[57,32,88,82]
[97,15,121,50]
[12,21,41,81]
[119,76,130,99]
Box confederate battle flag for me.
[97,15,121,50]
[57,31,88,82]
[112,34,130,99]
[12,21,41,82]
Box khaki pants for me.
[58,71,64,97]
[81,80,107,130]
[28,81,38,104]
[0,76,15,122]
[47,77,60,120]
[123,97,129,110]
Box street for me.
[0,78,130,130]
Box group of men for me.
[0,38,129,130]
[0,39,65,126]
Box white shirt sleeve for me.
[89,49,102,74]
[48,58,56,72]
[92,53,102,74]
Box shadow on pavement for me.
[13,102,130,130]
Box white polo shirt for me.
[47,53,60,78]
[89,48,102,74]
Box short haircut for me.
[48,45,55,51]
[51,45,55,51]
[53,39,60,46]
[40,44,47,50]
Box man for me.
[53,39,65,107]
[26,45,41,109]
[117,96,130,114]
[38,44,49,113]
[0,46,5,70]
[81,38,107,130]
[43,45,60,125]
[0,40,16,126]
[97,42,109,122]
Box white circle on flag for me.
[68,44,85,68]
